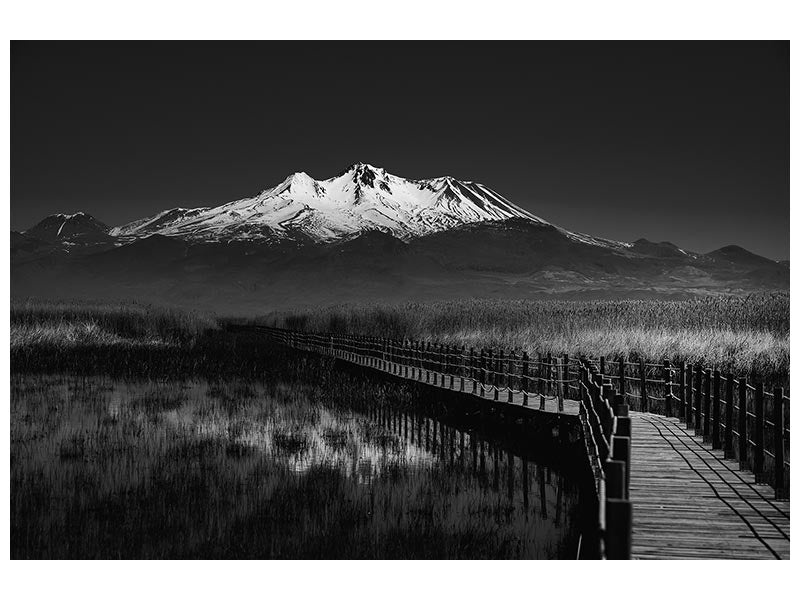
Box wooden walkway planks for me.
[630,412,790,559]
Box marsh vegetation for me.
[262,293,789,386]
[11,372,584,559]
[12,295,786,559]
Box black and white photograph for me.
[2,1,796,586]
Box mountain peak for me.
[346,161,383,172]
[24,212,111,243]
[92,163,562,245]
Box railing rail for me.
[576,361,632,559]
[257,325,789,501]
[253,325,789,559]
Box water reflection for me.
[12,374,585,559]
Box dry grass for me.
[11,371,582,559]
[11,298,218,348]
[259,293,790,384]
[10,299,277,379]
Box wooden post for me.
[724,373,735,458]
[508,350,516,402]
[663,360,672,417]
[521,351,529,406]
[449,345,456,389]
[738,377,748,470]
[600,356,606,375]
[618,357,626,398]
[703,368,711,442]
[478,349,485,397]
[754,382,765,483]
[712,370,721,449]
[694,364,703,436]
[685,363,693,428]
[536,352,542,398]
[469,347,475,381]
[563,353,570,400]
[432,344,438,385]
[605,499,633,560]
[612,436,631,498]
[678,361,686,422]
[773,388,786,499]
[605,460,626,500]
[547,352,553,398]
[639,358,647,413]
[488,348,494,390]
[495,349,503,401]
[426,342,431,383]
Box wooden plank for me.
[630,412,790,560]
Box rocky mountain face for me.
[11,163,788,312]
[24,212,112,244]
[109,163,552,243]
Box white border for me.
[2,1,797,597]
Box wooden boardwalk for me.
[630,412,790,559]
[320,345,581,416]
[260,326,790,559]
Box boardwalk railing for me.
[576,361,632,559]
[256,325,790,558]
[595,359,790,500]
[258,326,789,500]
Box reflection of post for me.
[472,433,478,472]
[410,412,415,443]
[432,419,437,453]
[507,451,514,503]
[555,474,563,526]
[522,458,529,511]
[479,438,486,475]
[425,418,430,450]
[449,427,455,466]
[459,430,465,466]
[493,444,500,491]
[404,412,408,438]
[539,465,548,519]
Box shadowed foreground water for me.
[11,374,585,559]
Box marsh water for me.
[11,368,589,559]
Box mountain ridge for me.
[11,162,788,312]
[105,162,559,244]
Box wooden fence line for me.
[256,325,789,559]
[259,326,789,500]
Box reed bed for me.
[11,370,581,559]
[260,293,789,385]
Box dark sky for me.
[11,41,789,259]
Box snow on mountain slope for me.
[110,163,556,243]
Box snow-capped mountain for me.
[12,162,788,310]
[110,163,555,244]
